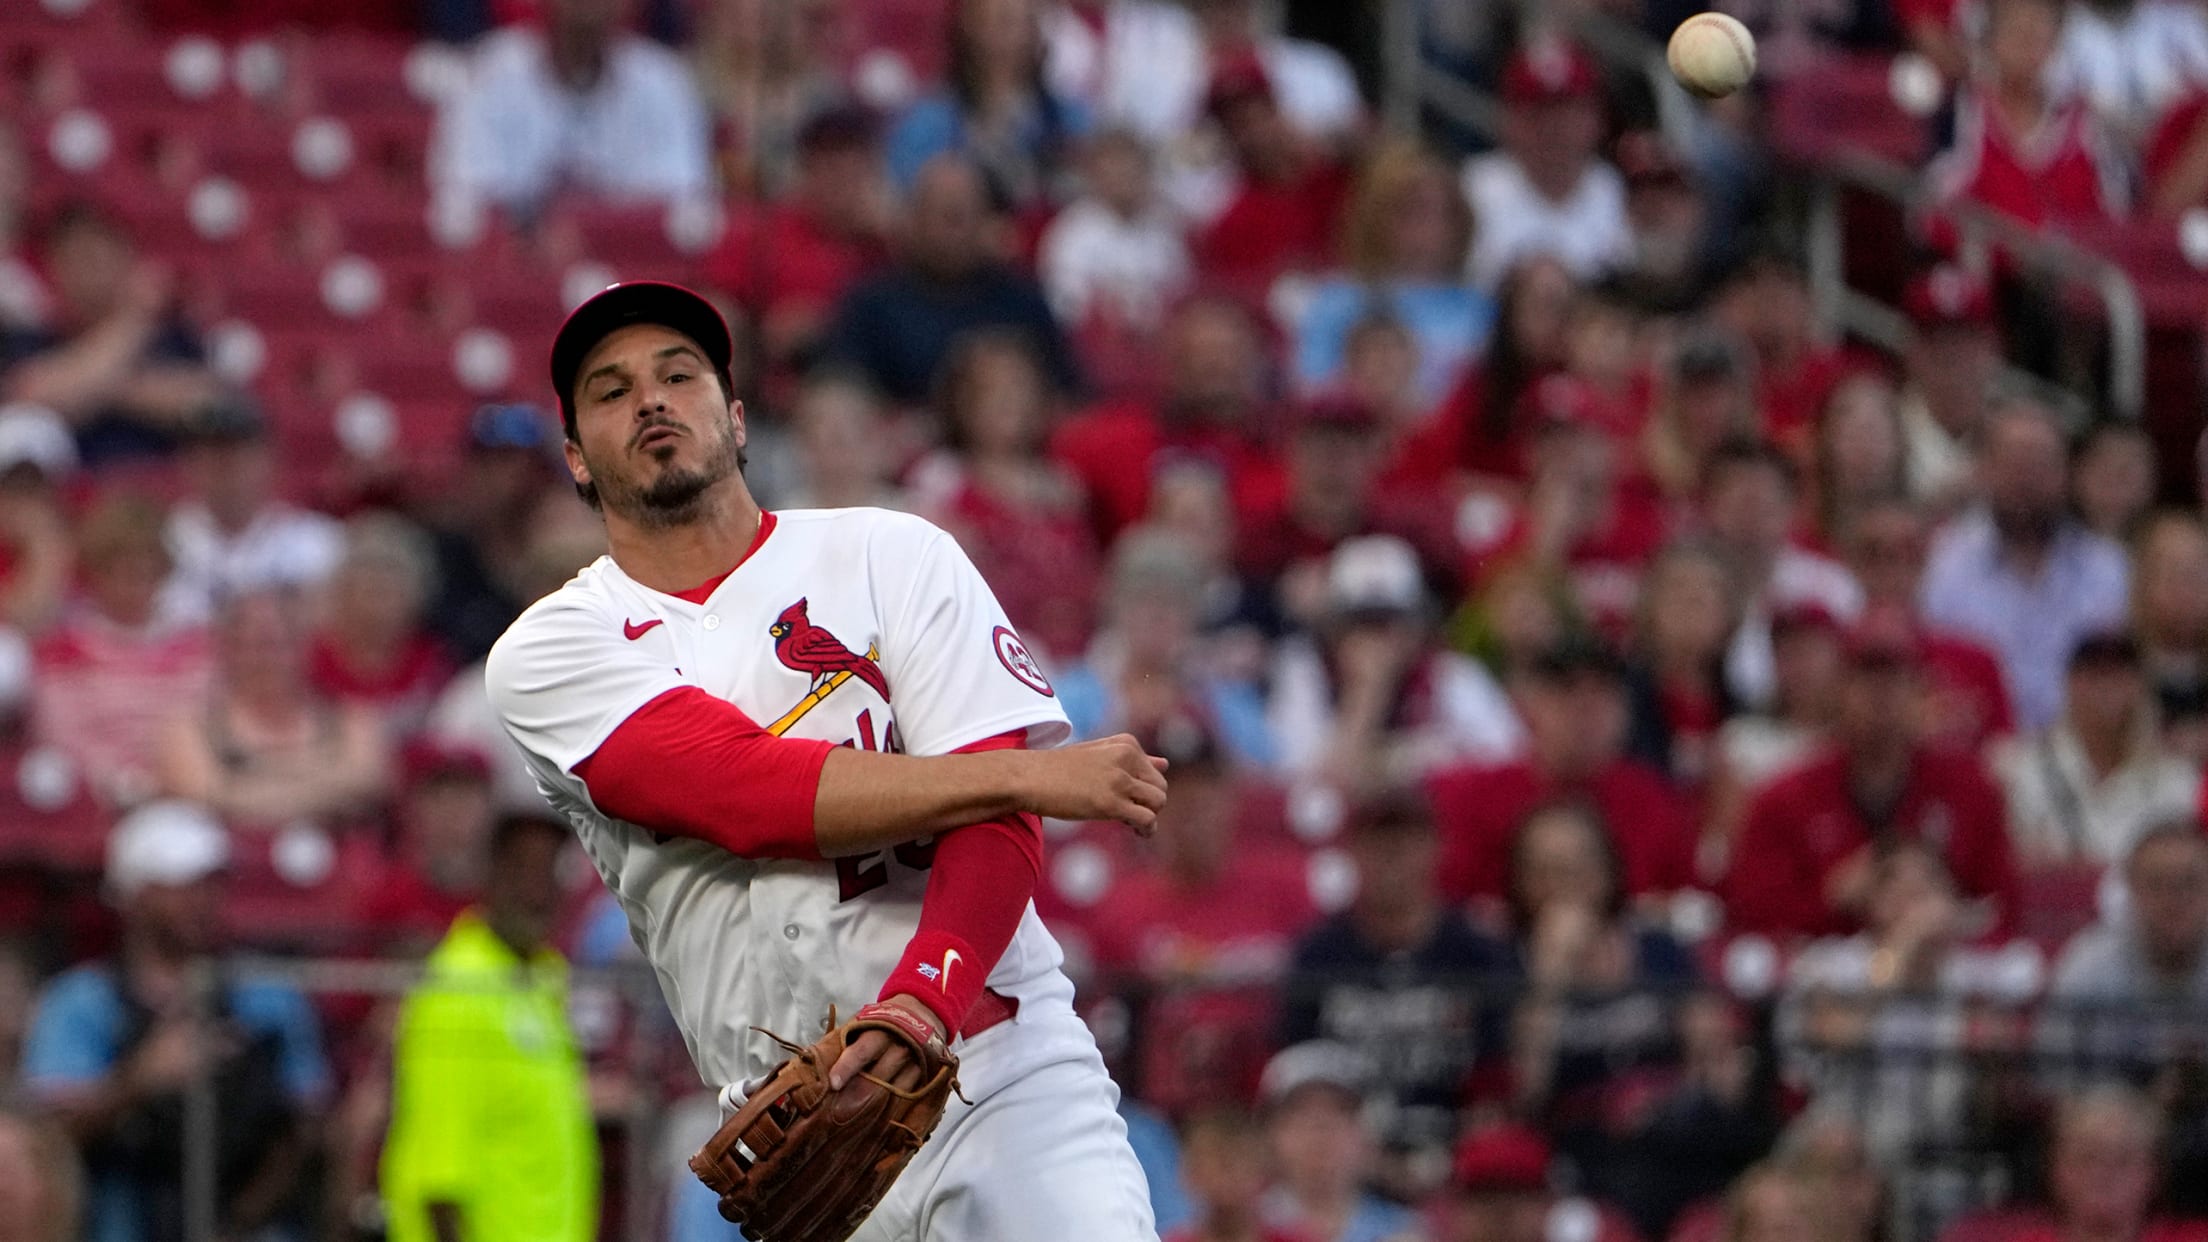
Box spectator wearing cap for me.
[1460,37,1631,293]
[1621,541,1740,795]
[1079,720,1315,1113]
[358,740,499,956]
[886,0,1091,208]
[1898,266,2001,512]
[0,405,77,636]
[1640,329,1759,512]
[1166,1107,1311,1242]
[1709,253,1852,451]
[21,801,329,1242]
[703,104,893,396]
[427,0,712,217]
[1256,1042,1425,1242]
[154,585,391,835]
[1240,395,1456,623]
[1267,535,1521,798]
[1428,638,1698,906]
[0,202,222,467]
[418,403,568,666]
[1806,371,1911,556]
[1054,528,1275,767]
[32,494,213,810]
[1051,293,1284,542]
[1193,53,1356,296]
[308,514,456,741]
[0,1102,80,1242]
[823,152,1081,405]
[1700,439,1864,712]
[1038,128,1194,340]
[1279,791,1518,1199]
[1291,139,1492,409]
[688,0,848,199]
[1922,396,2131,731]
[2071,422,2157,544]
[1435,1123,1642,1242]
[1990,631,2198,866]
[1393,257,1575,490]
[1724,614,2020,939]
[1927,0,2124,238]
[907,330,1101,662]
[159,400,344,628]
[1838,495,2015,750]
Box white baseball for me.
[1668,12,1757,99]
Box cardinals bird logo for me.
[770,598,892,703]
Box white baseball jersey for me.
[486,507,1078,1100]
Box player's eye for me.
[596,384,628,403]
[666,371,692,384]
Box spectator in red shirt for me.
[307,513,457,741]
[1838,495,2015,749]
[358,740,496,956]
[1052,292,1285,541]
[909,330,1100,662]
[704,106,890,396]
[1929,0,2125,232]
[1723,614,2021,940]
[1710,254,1850,449]
[1193,56,1353,297]
[1392,256,1576,490]
[1429,638,1699,908]
[32,494,212,809]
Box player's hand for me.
[828,994,944,1092]
[1018,734,1169,833]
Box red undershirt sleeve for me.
[570,686,835,859]
[877,730,1044,1037]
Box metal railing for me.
[1379,0,2149,423]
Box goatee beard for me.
[630,467,719,528]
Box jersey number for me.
[833,708,932,900]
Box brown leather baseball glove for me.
[689,1002,961,1242]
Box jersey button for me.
[783,924,800,940]
[703,615,721,631]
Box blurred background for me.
[2,0,2208,1239]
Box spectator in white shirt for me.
[1991,631,2198,865]
[1037,127,1192,334]
[430,0,713,217]
[1461,38,1632,292]
[1896,266,2001,516]
[2051,0,2208,145]
[159,401,342,627]
[1702,439,1866,710]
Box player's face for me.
[567,323,747,527]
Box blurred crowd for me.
[4,0,2208,1240]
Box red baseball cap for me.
[550,281,735,421]
[1502,38,1602,104]
[1206,53,1276,117]
[1902,265,1995,331]
[1451,1124,1553,1193]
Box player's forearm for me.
[811,747,1041,857]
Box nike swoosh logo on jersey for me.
[939,948,962,995]
[623,618,664,641]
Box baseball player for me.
[487,282,1164,1240]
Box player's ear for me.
[729,399,748,449]
[564,437,592,488]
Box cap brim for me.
[550,282,734,413]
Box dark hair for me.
[1346,786,1438,838]
[35,197,127,252]
[1504,799,1627,929]
[2071,418,2152,465]
[1478,259,1572,448]
[1702,436,1799,498]
[930,329,1050,456]
[947,0,1071,198]
[490,811,569,862]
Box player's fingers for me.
[829,1032,888,1090]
